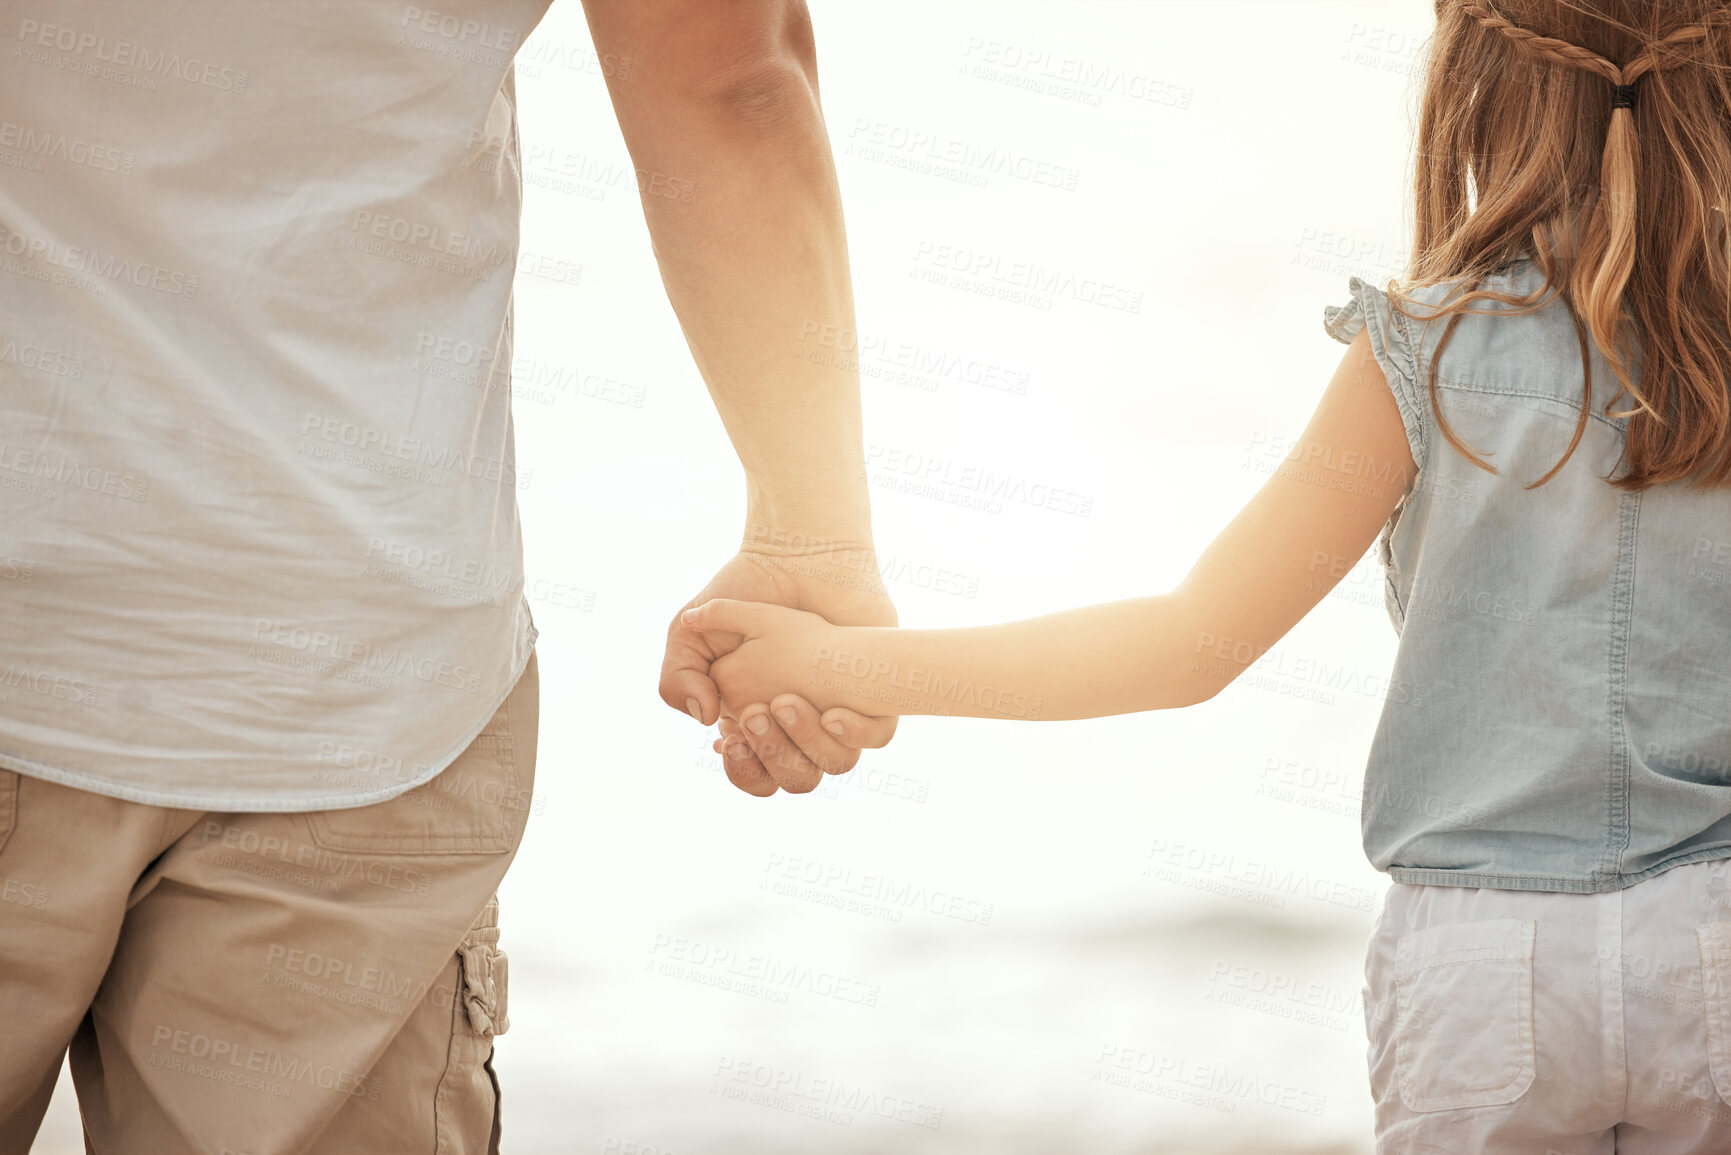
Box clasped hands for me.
[657,543,897,796]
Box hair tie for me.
[1610,83,1638,111]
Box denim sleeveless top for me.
[1323,258,1731,893]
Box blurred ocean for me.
[37,901,1382,1154]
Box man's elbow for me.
[659,2,821,136]
[691,55,818,136]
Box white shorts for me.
[1364,857,1731,1153]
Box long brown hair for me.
[1390,0,1731,491]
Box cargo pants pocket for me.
[0,769,17,857]
[1392,917,1536,1112]
[435,894,511,1155]
[459,895,509,1038]
[307,653,537,857]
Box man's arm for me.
[576,0,898,795]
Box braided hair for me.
[1393,0,1731,492]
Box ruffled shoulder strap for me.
[1323,275,1427,478]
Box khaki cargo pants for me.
[0,651,538,1155]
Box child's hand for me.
[679,598,855,721]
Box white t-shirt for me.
[0,0,557,810]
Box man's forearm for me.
[580,1,872,548]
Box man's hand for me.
[660,544,898,796]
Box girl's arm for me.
[685,325,1417,724]
[686,594,1208,720]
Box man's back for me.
[1,0,549,808]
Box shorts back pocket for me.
[1695,922,1731,1104]
[1393,917,1536,1112]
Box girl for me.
[688,1,1731,1151]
